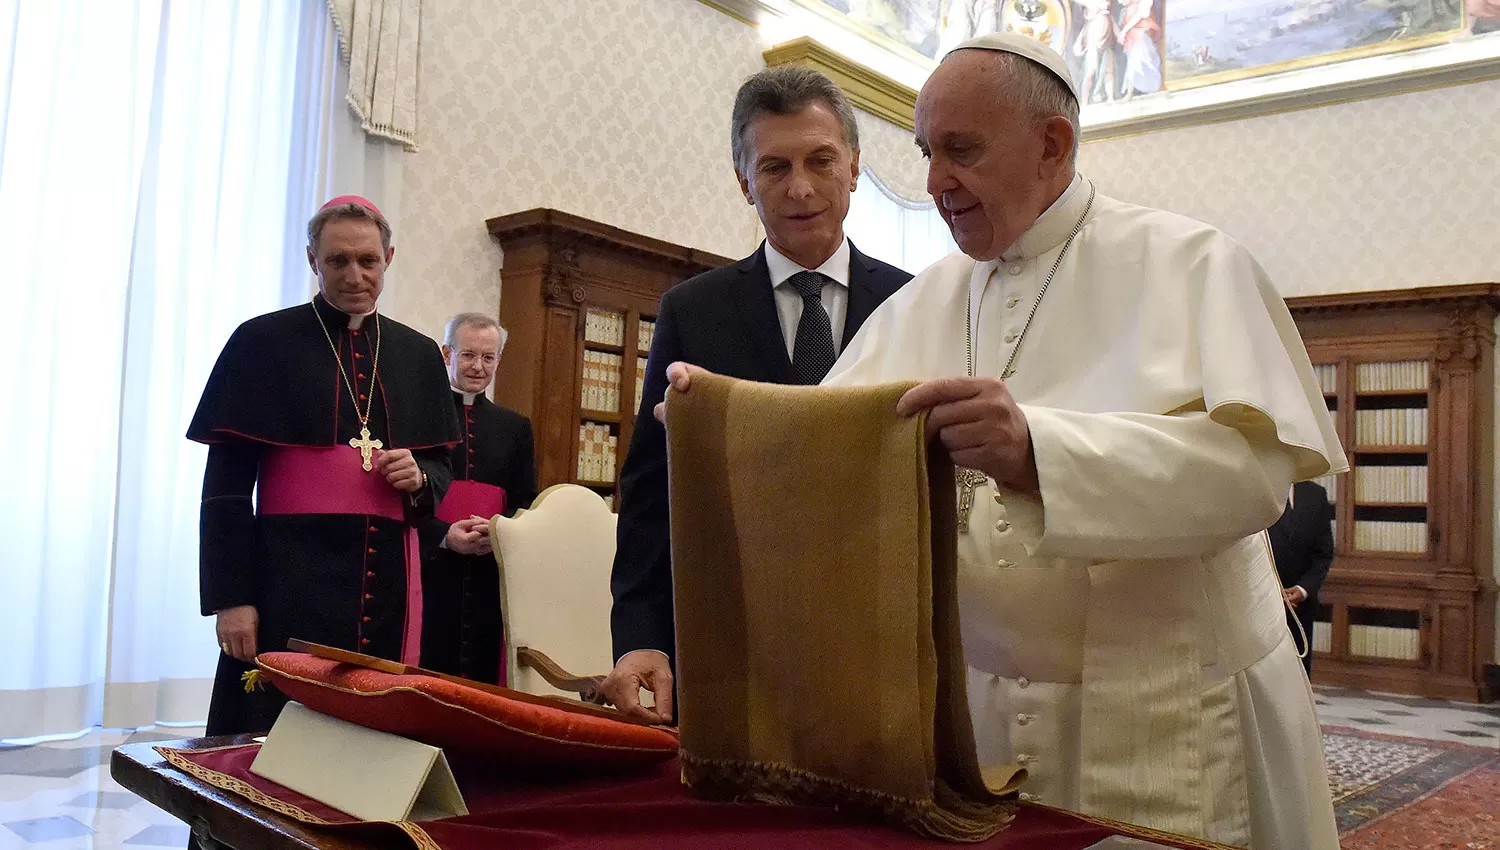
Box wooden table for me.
[114,736,1233,850]
[111,736,383,850]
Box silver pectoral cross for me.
[956,468,990,534]
[349,425,383,471]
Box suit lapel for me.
[733,244,794,382]
[842,242,883,348]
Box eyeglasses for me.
[457,351,498,366]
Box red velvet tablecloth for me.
[158,744,1235,850]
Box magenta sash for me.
[435,480,508,525]
[434,479,510,684]
[257,446,423,666]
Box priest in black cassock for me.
[418,312,537,684]
[187,196,461,735]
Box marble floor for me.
[0,687,1496,849]
[1313,685,1500,747]
[0,726,203,850]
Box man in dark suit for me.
[419,312,537,684]
[1267,481,1335,676]
[600,65,912,721]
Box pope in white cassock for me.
[658,31,1345,850]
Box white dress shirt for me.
[764,239,851,359]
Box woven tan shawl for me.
[666,374,1024,842]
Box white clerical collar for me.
[460,390,478,406]
[347,309,375,330]
[1000,172,1091,263]
[764,238,851,290]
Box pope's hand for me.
[652,362,715,424]
[1282,586,1308,606]
[375,448,423,492]
[216,605,259,663]
[897,376,1039,492]
[599,650,674,724]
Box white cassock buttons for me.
[1017,676,1030,688]
[1007,264,1024,276]
[995,519,1011,532]
[1003,331,1018,344]
[1016,753,1037,766]
[1006,296,1021,308]
[996,558,1015,569]
[1017,713,1034,725]
[1019,792,1040,802]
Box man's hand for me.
[445,516,493,556]
[216,605,259,663]
[1282,586,1308,607]
[652,362,715,425]
[375,448,423,492]
[897,377,1039,491]
[599,650,674,724]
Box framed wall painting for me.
[703,0,1500,135]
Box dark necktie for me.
[788,270,837,385]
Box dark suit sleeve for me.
[1299,486,1335,605]
[506,417,538,516]
[200,443,263,616]
[418,516,451,561]
[404,447,452,523]
[405,340,461,521]
[610,292,681,663]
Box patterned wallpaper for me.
[1080,77,1500,299]
[856,110,929,203]
[387,0,766,341]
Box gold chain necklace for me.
[956,184,1095,532]
[311,300,385,471]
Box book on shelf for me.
[579,350,623,412]
[1352,520,1427,554]
[1311,621,1332,654]
[1353,466,1428,503]
[1354,361,1428,392]
[637,318,655,351]
[1313,363,1338,394]
[583,308,625,347]
[575,422,619,483]
[1353,408,1428,446]
[1349,625,1420,661]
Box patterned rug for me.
[1325,725,1500,849]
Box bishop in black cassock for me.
[419,313,537,684]
[187,196,461,735]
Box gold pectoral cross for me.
[956,468,989,534]
[349,425,383,471]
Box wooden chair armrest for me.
[515,647,607,703]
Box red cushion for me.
[255,652,678,772]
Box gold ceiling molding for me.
[762,37,917,131]
[695,0,756,26]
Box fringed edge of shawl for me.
[681,752,1017,844]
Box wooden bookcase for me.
[485,209,734,507]
[1288,283,1498,701]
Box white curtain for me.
[306,6,411,310]
[328,0,424,150]
[845,167,956,276]
[0,0,347,740]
